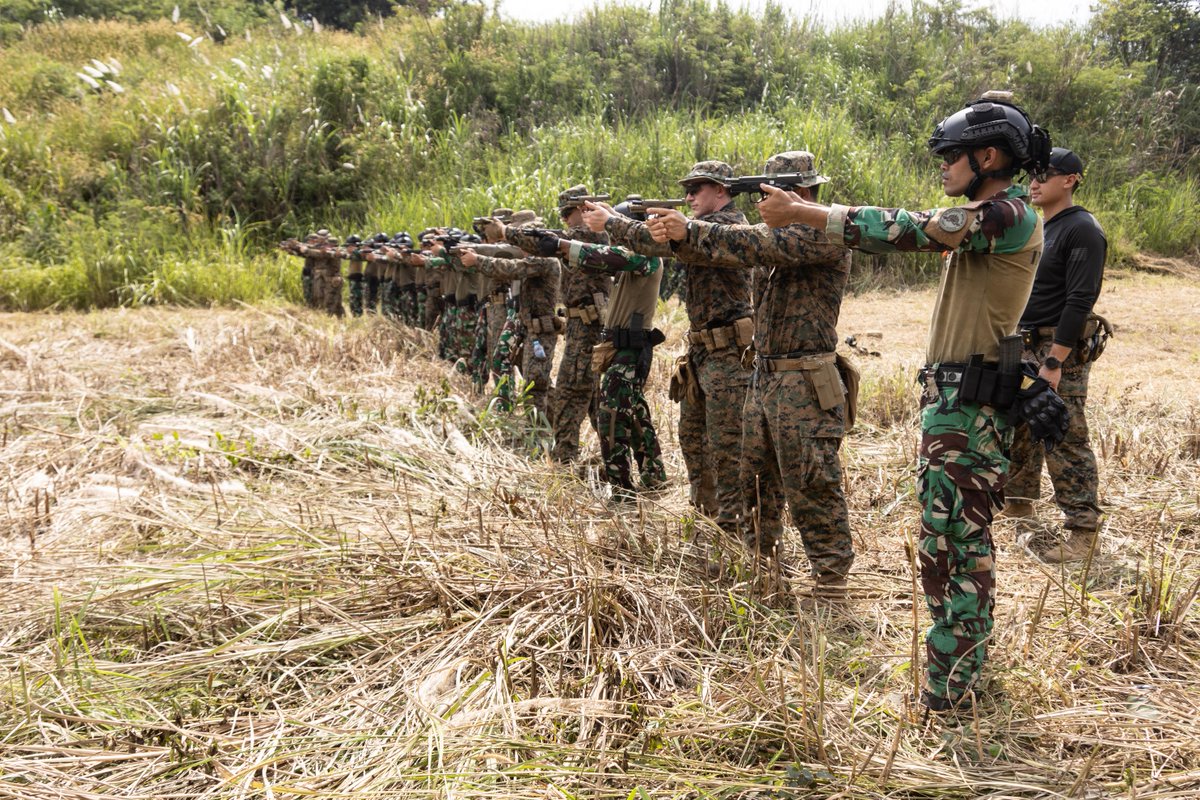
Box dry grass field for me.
[1,266,1198,798]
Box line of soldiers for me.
[281,93,1111,715]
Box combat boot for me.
[799,574,848,610]
[1000,499,1035,519]
[1040,528,1099,564]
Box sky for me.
[496,0,1096,28]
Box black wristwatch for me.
[1044,355,1063,370]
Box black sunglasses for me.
[1031,168,1067,183]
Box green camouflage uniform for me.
[508,216,612,463]
[672,211,854,581]
[564,240,666,492]
[604,166,752,531]
[826,184,1041,710]
[473,249,562,419]
[347,256,366,316]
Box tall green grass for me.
[0,5,1197,310]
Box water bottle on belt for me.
[532,339,547,360]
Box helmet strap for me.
[965,150,1016,199]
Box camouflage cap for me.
[557,184,589,209]
[763,151,829,187]
[418,227,440,243]
[509,209,544,228]
[491,207,515,220]
[678,160,734,187]
[316,228,330,237]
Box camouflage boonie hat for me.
[763,151,829,187]
[557,184,589,213]
[509,209,545,228]
[678,160,734,187]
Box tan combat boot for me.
[1000,499,1035,519]
[1040,529,1099,564]
[800,575,848,610]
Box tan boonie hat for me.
[678,160,734,187]
[763,151,829,187]
[509,209,544,228]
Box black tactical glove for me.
[1009,363,1070,451]
[526,229,561,258]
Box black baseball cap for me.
[1048,147,1084,177]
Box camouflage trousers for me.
[599,348,666,491]
[380,279,397,318]
[521,328,558,421]
[678,343,751,531]
[301,265,315,307]
[740,371,852,580]
[400,285,418,326]
[469,306,490,391]
[1007,349,1101,532]
[550,317,602,462]
[454,304,477,373]
[365,274,381,315]
[424,289,442,331]
[917,380,1011,709]
[438,303,457,360]
[348,274,365,317]
[491,310,521,411]
[312,263,344,317]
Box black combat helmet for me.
[343,234,363,246]
[446,227,466,238]
[392,232,414,247]
[928,91,1051,197]
[461,233,482,244]
[370,232,389,244]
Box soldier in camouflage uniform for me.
[514,225,667,495]
[420,229,444,332]
[583,161,754,533]
[758,95,1050,713]
[497,187,612,463]
[344,235,367,316]
[458,233,562,421]
[1005,148,1107,563]
[282,229,341,315]
[646,152,855,595]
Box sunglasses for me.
[939,147,968,165]
[1031,168,1067,183]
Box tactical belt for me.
[686,316,754,351]
[603,327,650,349]
[919,361,969,386]
[566,304,603,325]
[526,314,558,335]
[1019,327,1058,348]
[754,351,835,373]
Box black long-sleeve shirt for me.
[1019,204,1107,346]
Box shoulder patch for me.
[938,208,968,233]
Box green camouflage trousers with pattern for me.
[490,309,521,411]
[469,306,490,391]
[599,348,666,491]
[917,380,1011,709]
[454,304,477,374]
[1006,345,1101,532]
[438,303,457,360]
[348,275,364,317]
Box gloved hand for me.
[525,229,561,258]
[1010,364,1070,451]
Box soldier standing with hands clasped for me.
[1004,147,1109,563]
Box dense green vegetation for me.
[1,0,1197,309]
